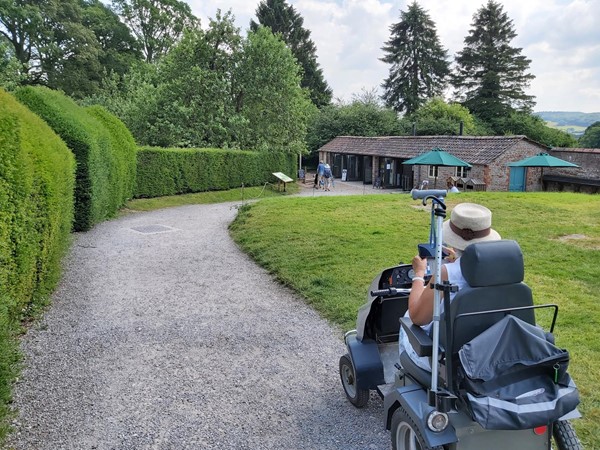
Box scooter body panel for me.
[345,334,385,390]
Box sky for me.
[186,0,600,113]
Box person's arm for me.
[408,256,448,326]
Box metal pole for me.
[430,202,445,395]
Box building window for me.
[455,166,468,178]
[429,165,438,178]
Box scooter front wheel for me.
[339,354,369,408]
[391,406,444,450]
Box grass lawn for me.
[229,191,600,448]
[124,183,298,212]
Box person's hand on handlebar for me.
[411,255,427,277]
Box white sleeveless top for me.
[399,258,468,370]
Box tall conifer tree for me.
[452,0,535,121]
[380,1,449,115]
[250,0,332,108]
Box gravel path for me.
[6,201,390,449]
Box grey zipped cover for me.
[458,315,580,430]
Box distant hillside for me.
[536,111,600,127]
[535,111,600,137]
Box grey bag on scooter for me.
[457,315,580,430]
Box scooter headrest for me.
[460,240,524,287]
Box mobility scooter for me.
[339,189,582,449]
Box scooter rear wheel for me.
[391,406,444,450]
[339,354,369,408]
[553,420,583,450]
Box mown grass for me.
[124,183,298,212]
[229,192,600,448]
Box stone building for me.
[318,135,554,192]
[546,148,600,194]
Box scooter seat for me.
[400,351,432,389]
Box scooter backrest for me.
[441,240,535,354]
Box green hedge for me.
[15,87,135,231]
[0,89,75,437]
[85,105,137,207]
[135,147,297,198]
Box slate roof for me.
[319,135,550,165]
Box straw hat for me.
[443,203,501,251]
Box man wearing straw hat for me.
[399,203,502,370]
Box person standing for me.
[315,160,325,189]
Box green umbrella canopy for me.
[507,152,579,168]
[403,148,472,167]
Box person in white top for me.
[447,180,460,193]
[399,203,502,370]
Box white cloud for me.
[187,0,600,112]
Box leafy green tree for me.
[0,0,95,86]
[406,97,482,136]
[47,0,142,98]
[0,38,24,89]
[111,0,198,63]
[306,97,403,153]
[235,26,316,153]
[380,1,449,115]
[0,0,140,97]
[492,112,577,147]
[579,121,600,148]
[452,0,535,122]
[250,0,332,108]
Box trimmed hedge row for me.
[135,147,297,198]
[0,89,75,434]
[15,87,136,231]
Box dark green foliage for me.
[405,97,485,136]
[452,1,535,121]
[111,0,199,63]
[0,88,75,437]
[381,2,449,114]
[579,121,600,148]
[491,112,578,147]
[15,86,132,230]
[306,99,404,153]
[135,147,296,198]
[251,0,332,108]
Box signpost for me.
[272,172,293,192]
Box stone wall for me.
[547,148,600,180]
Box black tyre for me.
[553,420,583,450]
[391,406,444,450]
[339,354,369,408]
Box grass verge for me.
[124,183,298,212]
[229,191,600,448]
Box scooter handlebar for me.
[371,287,411,297]
[411,189,447,200]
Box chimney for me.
[459,121,464,136]
[412,122,416,136]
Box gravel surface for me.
[6,200,390,450]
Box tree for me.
[235,26,316,153]
[48,0,142,98]
[306,97,404,153]
[112,0,198,63]
[406,97,482,136]
[579,121,600,148]
[452,0,535,122]
[492,112,577,147]
[250,0,332,108]
[380,1,449,115]
[0,0,97,86]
